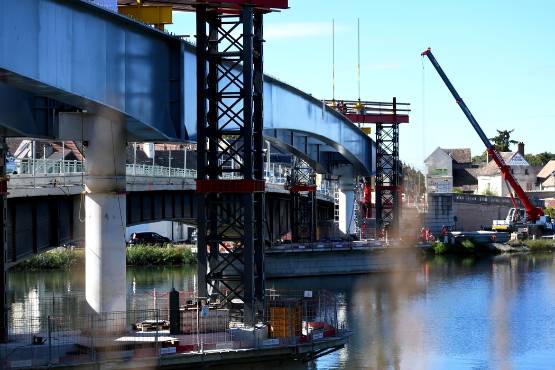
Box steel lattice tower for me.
[285,158,317,243]
[195,4,271,324]
[375,99,401,237]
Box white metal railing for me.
[126,164,197,178]
[10,160,336,197]
[15,159,85,175]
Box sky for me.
[167,0,555,169]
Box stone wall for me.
[425,193,525,233]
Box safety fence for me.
[126,163,197,178]
[1,289,346,369]
[15,159,84,175]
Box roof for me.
[424,147,472,166]
[542,175,555,189]
[538,160,555,179]
[443,148,471,164]
[476,152,517,176]
[6,138,23,155]
[424,147,451,164]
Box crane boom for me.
[421,48,543,222]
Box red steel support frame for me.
[195,1,286,324]
[325,98,408,238]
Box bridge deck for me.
[0,0,375,176]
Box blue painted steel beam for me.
[0,0,184,141]
[0,0,375,176]
[182,45,375,176]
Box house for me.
[537,160,555,191]
[476,143,538,196]
[424,147,478,193]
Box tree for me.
[524,152,555,167]
[490,129,518,152]
[472,150,488,164]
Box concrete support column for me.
[83,115,127,314]
[338,187,355,235]
[333,165,356,236]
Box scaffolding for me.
[326,98,409,238]
[284,158,317,243]
[195,1,288,325]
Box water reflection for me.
[8,254,555,369]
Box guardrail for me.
[15,159,84,175]
[10,160,335,198]
[126,164,197,178]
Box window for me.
[525,169,529,175]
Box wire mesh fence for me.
[1,289,345,369]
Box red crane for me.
[421,48,543,222]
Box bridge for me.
[5,158,334,266]
[0,0,408,335]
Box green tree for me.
[525,152,555,167]
[490,129,518,152]
[472,150,488,164]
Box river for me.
[8,253,555,369]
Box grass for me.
[14,244,196,271]
[16,248,84,271]
[522,239,555,251]
[126,244,196,266]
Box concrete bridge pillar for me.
[338,184,356,236]
[61,113,127,314]
[85,115,127,314]
[336,166,356,236]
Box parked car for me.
[128,232,170,246]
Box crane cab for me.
[492,208,526,231]
[493,207,554,234]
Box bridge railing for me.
[15,159,85,175]
[126,164,197,178]
[9,160,336,197]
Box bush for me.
[16,248,84,271]
[126,245,196,266]
[481,189,496,196]
[545,207,555,219]
[14,245,196,270]
[432,241,446,255]
[461,239,475,251]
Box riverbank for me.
[13,244,196,270]
[430,238,555,255]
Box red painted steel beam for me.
[118,1,288,11]
[196,179,266,193]
[289,184,317,193]
[198,0,288,8]
[344,113,409,124]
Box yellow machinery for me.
[118,1,172,30]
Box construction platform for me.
[2,332,347,369]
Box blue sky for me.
[167,0,555,169]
